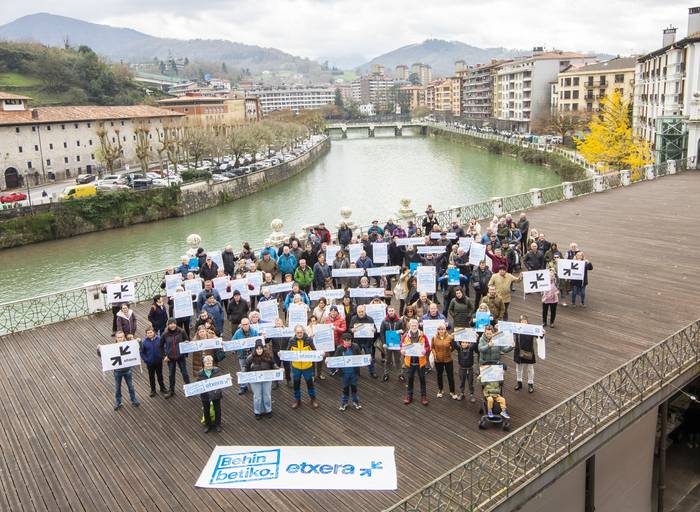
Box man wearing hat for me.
[316,222,331,244]
[161,318,191,398]
[333,333,362,411]
[367,220,384,239]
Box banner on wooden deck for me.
[196,446,397,489]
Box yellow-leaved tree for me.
[576,91,653,171]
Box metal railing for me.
[386,319,700,511]
[0,154,695,336]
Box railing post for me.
[667,159,677,175]
[491,196,503,216]
[594,175,605,192]
[84,280,105,314]
[620,169,631,186]
[269,218,287,247]
[530,188,542,207]
[562,181,574,199]
[645,164,656,181]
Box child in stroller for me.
[478,363,511,431]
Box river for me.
[0,130,561,302]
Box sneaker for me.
[436,391,443,398]
[214,425,222,432]
[370,372,378,379]
[549,323,555,329]
[514,381,523,391]
[202,426,211,433]
[353,402,362,410]
[451,393,459,400]
[311,398,320,409]
[318,374,326,380]
[165,391,174,399]
[159,388,168,394]
[149,391,157,397]
[404,396,413,405]
[339,403,347,411]
[265,412,272,418]
[487,410,494,418]
[501,410,510,419]
[469,394,476,403]
[457,393,464,401]
[421,397,429,406]
[238,388,248,395]
[132,401,140,407]
[114,404,122,411]
[399,374,405,382]
[329,369,339,377]
[291,400,301,409]
[542,322,547,327]
[382,374,389,382]
[255,414,262,420]
[561,302,568,307]
[528,384,534,393]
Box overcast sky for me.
[0,0,693,66]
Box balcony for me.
[585,81,608,89]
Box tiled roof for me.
[0,105,183,126]
[0,92,31,100]
[561,57,637,73]
[157,96,226,104]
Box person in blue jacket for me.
[334,333,363,411]
[283,283,310,310]
[277,245,298,276]
[140,326,166,397]
[231,318,260,395]
[201,293,225,335]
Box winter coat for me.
[148,303,168,330]
[286,334,316,370]
[379,315,403,345]
[480,294,505,321]
[192,327,217,374]
[338,227,353,247]
[277,253,298,276]
[348,314,375,342]
[448,296,474,328]
[571,261,593,287]
[488,272,521,304]
[402,329,431,368]
[313,262,332,289]
[478,332,513,364]
[487,251,508,273]
[431,332,455,363]
[227,298,250,326]
[514,333,537,364]
[325,314,347,346]
[452,339,476,368]
[355,256,373,270]
[294,266,314,288]
[162,326,189,360]
[197,367,224,401]
[196,288,221,313]
[116,310,137,336]
[334,342,362,374]
[517,219,530,241]
[258,257,279,278]
[542,274,560,303]
[201,302,225,335]
[471,266,493,294]
[139,335,163,366]
[199,261,219,281]
[245,351,276,372]
[524,250,545,271]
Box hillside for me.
[361,39,524,76]
[0,13,322,76]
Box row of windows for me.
[25,154,96,168]
[18,139,94,153]
[14,118,162,134]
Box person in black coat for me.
[513,315,539,394]
[199,256,219,281]
[334,334,363,410]
[197,355,224,432]
[523,243,545,271]
[222,245,237,276]
[453,335,477,402]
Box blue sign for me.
[447,268,460,285]
[211,449,280,484]
[188,257,200,271]
[409,262,421,273]
[385,330,401,350]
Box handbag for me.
[214,349,226,362]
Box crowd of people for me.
[99,208,593,433]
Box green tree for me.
[334,87,344,109]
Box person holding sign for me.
[245,340,277,419]
[431,323,457,399]
[140,327,166,397]
[380,306,404,382]
[448,288,474,330]
[541,267,560,327]
[478,325,513,365]
[231,318,259,395]
[288,325,319,409]
[453,334,478,402]
[348,305,378,379]
[325,305,347,348]
[488,267,522,321]
[98,331,140,411]
[401,319,431,406]
[334,333,362,411]
[480,285,505,322]
[197,355,224,433]
[570,251,593,307]
[513,315,541,393]
[147,295,168,336]
[162,319,191,398]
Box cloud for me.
[0,0,693,64]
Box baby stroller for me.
[478,362,511,432]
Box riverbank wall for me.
[427,126,590,182]
[0,137,330,249]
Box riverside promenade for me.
[0,173,699,511]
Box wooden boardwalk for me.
[1,173,700,512]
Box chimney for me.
[532,46,544,56]
[689,7,700,36]
[663,26,677,46]
[31,109,39,119]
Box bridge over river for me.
[0,171,699,511]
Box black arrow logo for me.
[111,355,122,366]
[530,272,545,289]
[570,263,579,271]
[563,268,571,277]
[119,345,131,356]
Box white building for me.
[358,103,375,116]
[633,7,700,163]
[0,92,183,189]
[248,86,335,115]
[494,50,596,132]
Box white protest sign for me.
[173,291,194,318]
[288,304,308,327]
[523,270,551,294]
[401,343,426,357]
[237,369,284,384]
[184,278,203,296]
[231,278,251,301]
[458,237,473,252]
[179,338,223,354]
[247,271,263,296]
[353,323,375,339]
[164,274,182,297]
[195,445,397,490]
[99,340,141,372]
[479,365,504,382]
[309,289,346,301]
[258,300,279,324]
[395,237,425,246]
[213,276,233,300]
[468,243,486,265]
[223,335,264,352]
[278,350,325,362]
[365,303,387,329]
[208,250,224,269]
[454,328,477,343]
[372,242,388,264]
[417,245,446,255]
[325,354,372,368]
[267,282,294,295]
[430,232,458,239]
[491,331,514,347]
[106,282,135,304]
[313,324,335,352]
[325,245,340,262]
[349,287,385,298]
[367,266,400,277]
[416,266,436,294]
[537,337,547,360]
[348,243,362,262]
[332,268,365,278]
[557,259,585,280]
[422,319,445,341]
[261,326,295,339]
[497,321,545,337]
[183,374,233,397]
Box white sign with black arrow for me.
[557,259,585,280]
[522,270,551,294]
[99,340,141,372]
[106,281,135,304]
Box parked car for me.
[0,192,28,203]
[131,178,153,190]
[212,174,230,183]
[96,181,129,191]
[75,173,96,184]
[221,171,237,179]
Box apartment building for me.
[494,49,595,132]
[399,85,426,111]
[0,92,183,189]
[457,60,509,126]
[411,63,433,85]
[395,65,409,81]
[427,78,461,117]
[351,75,395,110]
[633,7,700,163]
[158,94,261,123]
[556,57,636,113]
[247,86,335,114]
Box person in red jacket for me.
[486,247,508,273]
[325,305,347,346]
[401,319,431,405]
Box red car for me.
[0,192,28,203]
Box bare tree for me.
[95,124,123,175]
[134,122,152,174]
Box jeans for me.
[406,365,426,398]
[114,368,138,406]
[516,363,535,384]
[167,357,190,392]
[201,398,221,426]
[358,343,375,374]
[250,381,272,414]
[238,356,249,391]
[341,371,359,404]
[435,361,455,393]
[383,349,403,376]
[292,367,316,401]
[147,362,166,392]
[542,302,557,325]
[503,302,510,321]
[459,367,474,394]
[571,285,586,305]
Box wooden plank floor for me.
[1,173,700,512]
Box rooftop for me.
[0,91,31,101]
[157,96,227,104]
[0,104,183,126]
[560,56,637,74]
